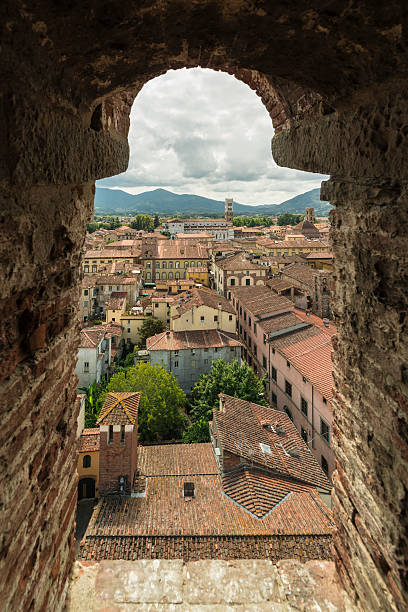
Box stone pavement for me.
[68,559,356,611]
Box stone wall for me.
[0,184,93,611]
[326,179,408,612]
[1,3,408,611]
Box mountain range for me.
[94,187,331,217]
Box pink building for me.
[230,285,336,478]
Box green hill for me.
[94,187,331,217]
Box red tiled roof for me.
[81,474,333,538]
[172,287,235,318]
[281,337,334,403]
[280,262,315,286]
[305,251,333,259]
[213,395,332,491]
[222,467,316,518]
[266,277,296,292]
[97,392,140,426]
[231,285,293,318]
[79,327,105,348]
[146,330,241,351]
[294,309,337,336]
[215,252,264,271]
[84,249,135,258]
[105,291,127,310]
[79,428,100,452]
[138,443,218,476]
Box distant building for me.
[169,286,237,334]
[212,251,267,298]
[146,329,241,393]
[75,324,123,389]
[142,241,209,283]
[305,207,315,223]
[225,198,234,223]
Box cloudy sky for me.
[97,68,328,206]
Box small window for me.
[83,455,91,468]
[320,418,330,444]
[301,397,308,417]
[155,303,159,308]
[245,278,250,286]
[120,425,125,445]
[323,397,327,404]
[254,323,257,334]
[263,356,267,368]
[84,266,89,273]
[214,315,218,322]
[284,406,293,421]
[271,391,277,405]
[109,286,112,291]
[83,362,89,373]
[127,328,130,333]
[286,360,290,368]
[248,317,252,327]
[174,360,179,367]
[83,300,88,307]
[112,317,115,322]
[200,315,205,322]
[214,347,218,353]
[230,278,235,286]
[301,427,308,443]
[244,312,246,321]
[239,306,242,315]
[285,380,292,397]
[229,314,233,321]
[84,289,89,296]
[321,455,329,476]
[204,358,208,365]
[263,334,267,345]
[108,425,114,444]
[271,366,277,382]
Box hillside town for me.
[75,200,337,562]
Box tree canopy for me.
[130,214,154,232]
[277,213,303,226]
[138,316,166,348]
[183,359,267,443]
[102,363,187,442]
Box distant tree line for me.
[233,213,304,227]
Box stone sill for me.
[68,558,356,611]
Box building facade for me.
[147,330,241,393]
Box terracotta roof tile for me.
[172,287,235,318]
[222,467,316,518]
[138,443,218,476]
[105,292,127,310]
[79,327,105,348]
[97,392,140,426]
[280,263,315,286]
[213,395,332,490]
[215,252,264,271]
[281,338,334,403]
[231,285,293,318]
[146,330,241,351]
[79,428,100,452]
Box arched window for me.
[168,272,173,280]
[83,454,91,468]
[156,272,160,280]
[162,272,167,280]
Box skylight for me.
[259,443,271,454]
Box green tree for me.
[102,363,188,441]
[138,316,165,348]
[277,213,303,226]
[131,214,154,232]
[153,214,160,228]
[80,380,109,427]
[183,359,267,443]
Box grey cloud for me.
[97,68,328,204]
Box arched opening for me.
[2,6,407,611]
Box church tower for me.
[225,198,233,223]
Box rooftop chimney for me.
[183,482,195,497]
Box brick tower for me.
[305,207,315,223]
[97,392,140,495]
[225,198,233,223]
